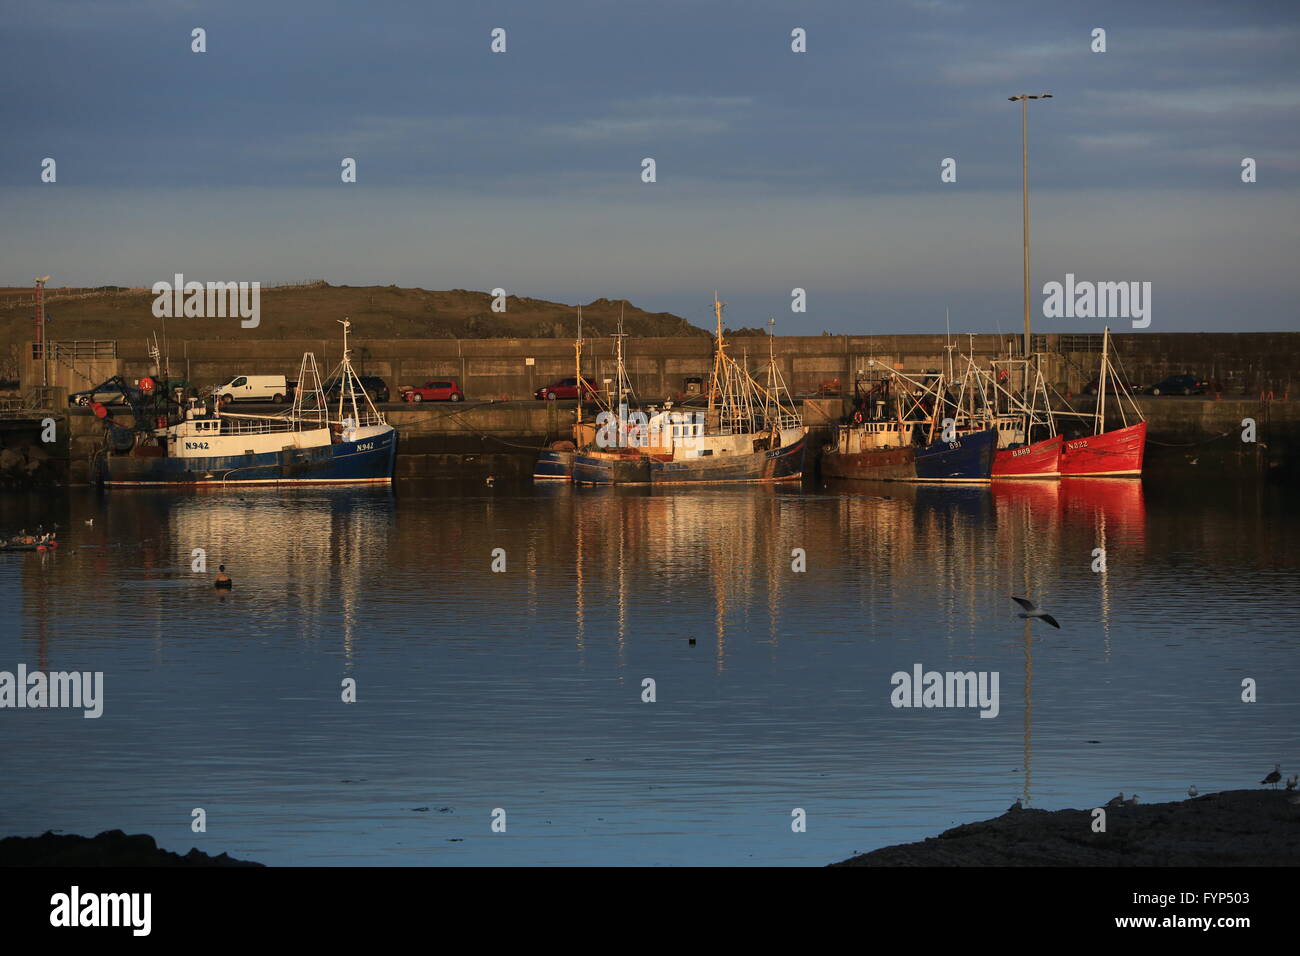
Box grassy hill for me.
[0,281,710,350]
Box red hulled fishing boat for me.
[1059,327,1146,478]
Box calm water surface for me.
[1,478,1297,865]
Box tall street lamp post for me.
[1008,93,1052,363]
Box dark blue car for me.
[1146,374,1211,396]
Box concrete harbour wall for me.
[22,332,1299,404]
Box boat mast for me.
[575,305,583,426]
[337,318,361,428]
[708,294,726,418]
[1097,326,1110,437]
[614,303,633,409]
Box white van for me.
[214,374,290,405]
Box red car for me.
[403,380,464,402]
[535,377,598,400]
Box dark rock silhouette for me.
[832,790,1300,866]
[0,829,263,867]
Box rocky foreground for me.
[0,830,263,867]
[832,789,1300,866]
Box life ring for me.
[139,376,155,394]
[852,410,864,424]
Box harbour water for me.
[1,478,1296,866]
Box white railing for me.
[209,415,300,435]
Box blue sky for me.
[2,0,1297,333]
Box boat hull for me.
[1059,421,1147,478]
[992,434,1062,479]
[914,427,996,482]
[649,433,807,485]
[533,449,574,481]
[820,445,916,481]
[572,451,656,485]
[99,429,397,486]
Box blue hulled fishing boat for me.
[913,426,996,481]
[96,320,397,487]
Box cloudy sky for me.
[2,0,1297,333]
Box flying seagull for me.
[1011,596,1060,629]
[1105,792,1124,808]
[1187,785,1198,797]
[1262,764,1282,789]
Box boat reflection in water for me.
[27,471,1288,868]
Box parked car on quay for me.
[402,380,464,402]
[215,374,291,406]
[323,374,389,404]
[68,378,142,407]
[1145,374,1213,396]
[534,377,598,401]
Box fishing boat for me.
[571,299,807,485]
[648,303,806,485]
[95,320,397,486]
[533,445,576,481]
[569,312,655,484]
[821,372,920,480]
[534,306,601,482]
[956,354,1061,479]
[822,367,995,482]
[1058,326,1146,478]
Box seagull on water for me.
[1105,792,1125,808]
[1262,764,1282,789]
[1125,794,1140,806]
[1188,785,1198,797]
[1011,596,1060,629]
